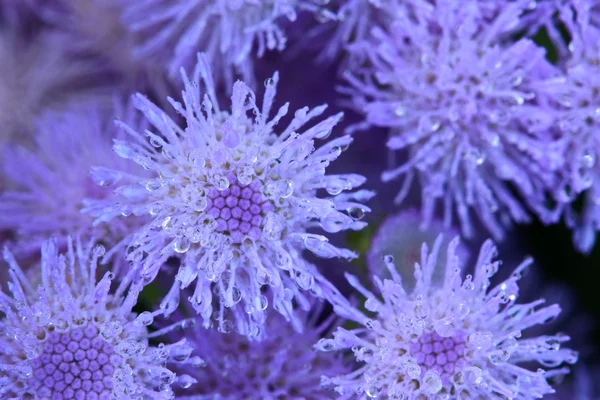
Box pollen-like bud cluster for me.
[31,325,118,400]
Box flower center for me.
[409,330,466,376]
[206,172,273,243]
[31,324,120,399]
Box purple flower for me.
[0,102,147,260]
[301,0,384,65]
[316,236,577,399]
[0,237,195,399]
[366,209,469,292]
[534,1,600,253]
[0,30,110,164]
[342,1,565,241]
[169,303,349,399]
[87,53,372,338]
[120,0,331,87]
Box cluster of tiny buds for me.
[30,325,118,400]
[409,330,467,379]
[205,172,274,243]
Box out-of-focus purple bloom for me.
[169,302,349,399]
[298,0,385,65]
[548,364,600,400]
[120,0,333,87]
[534,1,600,253]
[37,0,170,96]
[0,102,147,259]
[87,53,372,338]
[0,237,195,399]
[0,29,110,166]
[316,236,577,399]
[342,0,566,241]
[367,209,469,291]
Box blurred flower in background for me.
[0,101,148,261]
[342,0,566,241]
[168,301,349,399]
[366,209,470,291]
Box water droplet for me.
[582,152,596,168]
[316,338,336,352]
[295,271,314,290]
[264,77,275,87]
[469,331,493,350]
[194,196,208,212]
[149,202,163,216]
[90,167,121,187]
[315,129,332,139]
[303,234,326,252]
[237,166,254,186]
[348,207,365,220]
[214,175,230,190]
[178,374,198,389]
[173,237,191,253]
[219,319,234,334]
[93,244,106,257]
[146,179,162,192]
[256,270,272,285]
[263,213,285,240]
[253,295,268,311]
[364,297,380,312]
[395,106,406,117]
[423,371,443,394]
[134,311,154,327]
[280,180,294,198]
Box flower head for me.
[343,0,565,240]
[317,236,577,399]
[367,209,469,292]
[533,1,600,253]
[0,237,194,399]
[170,302,349,399]
[88,53,371,338]
[0,102,147,259]
[0,29,111,164]
[121,0,331,87]
[300,0,384,65]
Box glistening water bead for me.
[30,325,118,400]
